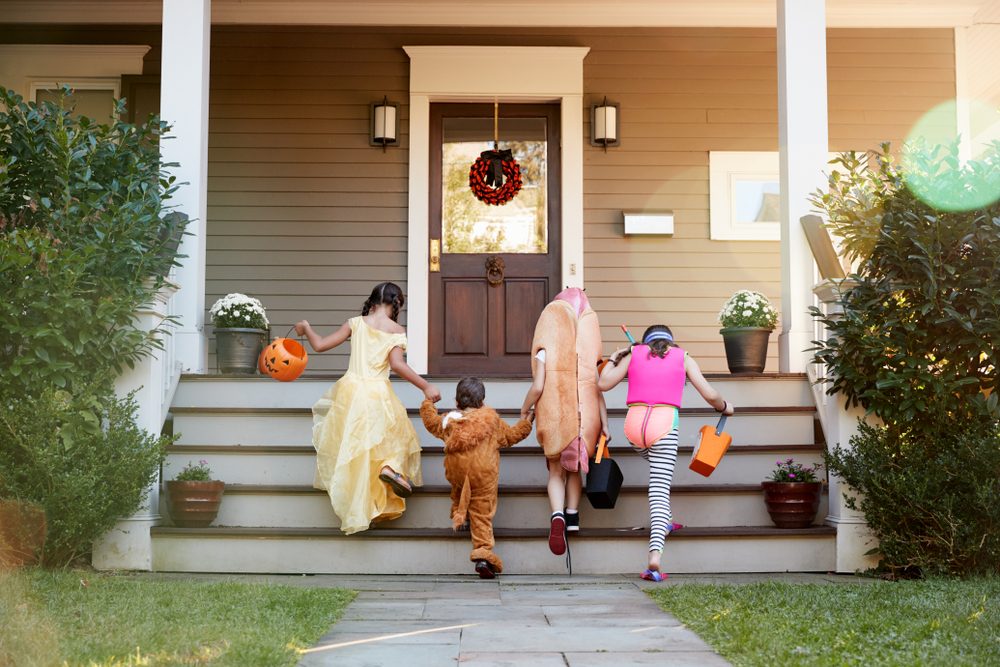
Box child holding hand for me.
[297,282,440,535]
[421,377,533,578]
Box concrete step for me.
[172,373,814,410]
[196,483,829,530]
[150,524,836,575]
[169,406,817,448]
[164,443,825,488]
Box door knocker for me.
[485,256,505,286]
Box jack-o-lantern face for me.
[262,338,308,382]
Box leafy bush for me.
[811,143,1000,575]
[0,388,169,566]
[828,422,1000,575]
[0,87,182,566]
[813,144,999,427]
[0,86,185,393]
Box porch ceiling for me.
[4,0,1000,28]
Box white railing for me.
[159,279,182,425]
[807,280,838,444]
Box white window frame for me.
[29,78,120,104]
[710,150,854,241]
[709,151,781,241]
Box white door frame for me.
[403,45,589,374]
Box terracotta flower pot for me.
[0,499,47,569]
[720,327,771,374]
[761,481,822,528]
[166,480,225,528]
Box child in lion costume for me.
[420,377,533,578]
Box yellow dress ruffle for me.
[312,316,422,534]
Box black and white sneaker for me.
[565,511,580,532]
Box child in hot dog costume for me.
[520,287,607,556]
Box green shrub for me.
[811,143,1000,575]
[0,86,185,393]
[0,87,181,567]
[0,388,169,567]
[828,422,1000,575]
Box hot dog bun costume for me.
[530,287,603,467]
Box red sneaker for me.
[548,512,567,555]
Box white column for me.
[812,280,880,573]
[954,27,973,163]
[561,95,585,289]
[161,0,211,373]
[405,94,431,374]
[777,0,828,373]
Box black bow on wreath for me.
[479,148,513,188]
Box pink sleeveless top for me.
[626,345,686,407]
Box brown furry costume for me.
[420,400,532,573]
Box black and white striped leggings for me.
[631,428,679,553]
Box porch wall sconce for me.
[370,96,399,150]
[590,97,620,150]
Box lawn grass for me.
[648,578,999,667]
[0,568,355,666]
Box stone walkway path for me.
[295,574,731,666]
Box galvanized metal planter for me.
[761,481,822,528]
[215,327,268,374]
[720,326,771,374]
[166,480,225,528]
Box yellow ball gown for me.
[311,316,423,534]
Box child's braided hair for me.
[641,324,678,359]
[361,282,404,322]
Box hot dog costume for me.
[530,287,603,467]
[420,400,532,573]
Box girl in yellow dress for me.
[295,282,441,534]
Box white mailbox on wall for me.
[623,210,674,235]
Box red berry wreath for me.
[469,149,522,206]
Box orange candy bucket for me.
[689,415,732,477]
[259,336,308,382]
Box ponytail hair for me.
[641,324,677,359]
[361,282,405,322]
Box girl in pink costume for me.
[599,324,734,581]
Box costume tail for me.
[452,475,471,529]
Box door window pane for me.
[442,117,547,254]
[35,87,116,123]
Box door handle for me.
[429,239,441,272]
[486,255,505,286]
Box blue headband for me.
[644,331,673,344]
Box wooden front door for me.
[429,103,561,376]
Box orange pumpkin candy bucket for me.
[259,333,308,382]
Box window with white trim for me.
[30,79,119,123]
[709,151,781,241]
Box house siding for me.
[0,25,955,373]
